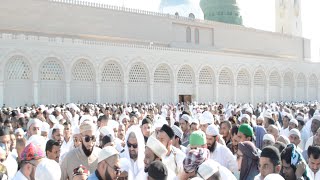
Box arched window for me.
[186,27,191,43]
[195,28,199,44]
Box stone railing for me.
[48,0,298,40]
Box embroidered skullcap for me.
[100,126,115,138]
[40,122,50,133]
[146,135,168,159]
[181,114,191,122]
[14,128,24,135]
[183,148,210,173]
[20,143,45,161]
[172,125,183,139]
[73,165,89,177]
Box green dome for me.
[200,0,242,25]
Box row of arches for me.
[2,55,319,106]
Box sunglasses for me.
[127,142,138,148]
[105,160,121,175]
[83,135,96,143]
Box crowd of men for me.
[0,101,319,180]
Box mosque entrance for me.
[179,95,192,103]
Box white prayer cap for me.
[264,174,284,180]
[98,146,119,163]
[263,134,275,143]
[79,121,96,134]
[312,115,320,122]
[27,118,42,130]
[282,112,293,120]
[263,111,273,119]
[119,114,130,122]
[278,135,290,145]
[202,111,214,122]
[119,157,130,172]
[180,114,191,122]
[241,114,251,122]
[189,118,199,125]
[172,125,183,139]
[24,112,30,118]
[100,126,115,138]
[199,115,212,125]
[296,115,304,121]
[206,124,219,136]
[73,126,80,135]
[146,135,168,159]
[55,107,61,113]
[245,107,253,114]
[14,128,24,135]
[80,115,93,125]
[289,119,298,127]
[109,120,120,130]
[52,124,64,131]
[49,115,58,124]
[289,128,301,139]
[41,122,50,133]
[197,159,219,180]
[153,116,168,129]
[35,158,61,180]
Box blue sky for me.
[86,0,320,61]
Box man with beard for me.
[51,124,64,146]
[13,143,45,180]
[157,124,185,176]
[136,135,172,179]
[88,146,120,180]
[206,124,237,173]
[121,125,145,177]
[60,121,101,180]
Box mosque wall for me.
[0,30,319,107]
[0,0,310,62]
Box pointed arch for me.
[253,69,266,104]
[296,73,306,101]
[308,74,318,101]
[283,71,294,101]
[128,62,149,103]
[236,68,250,103]
[218,67,233,103]
[153,64,172,103]
[100,61,124,103]
[70,59,96,103]
[198,66,215,103]
[269,70,281,102]
[39,57,66,104]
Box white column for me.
[306,85,309,101]
[293,84,297,101]
[149,77,154,103]
[96,82,101,103]
[266,78,270,103]
[280,84,284,102]
[215,82,218,102]
[0,81,3,106]
[66,81,70,103]
[173,79,178,103]
[194,75,199,102]
[233,78,237,103]
[33,81,38,104]
[124,82,128,103]
[250,80,254,104]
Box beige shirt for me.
[60,146,101,180]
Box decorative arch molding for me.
[177,64,195,84]
[4,55,33,106]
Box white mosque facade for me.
[0,0,318,107]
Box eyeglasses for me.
[83,135,96,143]
[127,142,138,149]
[105,160,121,175]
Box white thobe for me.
[280,127,290,137]
[162,146,185,176]
[210,143,237,173]
[60,138,73,161]
[4,152,18,180]
[310,170,320,180]
[305,136,314,150]
[12,171,28,180]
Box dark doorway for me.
[179,95,192,103]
